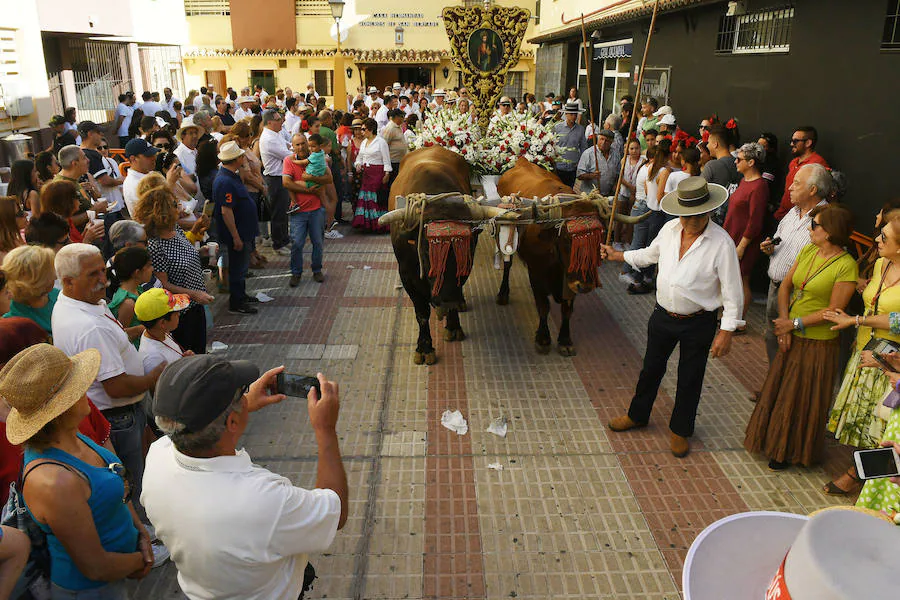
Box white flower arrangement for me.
[409,108,480,165]
[476,114,558,175]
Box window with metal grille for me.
[314,70,333,96]
[716,5,794,54]
[502,72,524,102]
[184,0,229,16]
[884,0,900,50]
[296,0,330,16]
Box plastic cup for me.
[207,242,218,257]
[86,210,96,221]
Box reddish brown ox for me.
[496,157,644,356]
[381,147,511,365]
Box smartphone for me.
[854,447,900,480]
[201,199,215,217]
[275,373,321,398]
[873,353,898,373]
[772,237,782,246]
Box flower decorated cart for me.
[408,108,480,166]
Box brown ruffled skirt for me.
[744,335,840,467]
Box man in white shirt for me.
[306,82,319,101]
[233,96,256,121]
[140,91,163,118]
[259,110,295,254]
[759,163,831,363]
[142,357,347,600]
[122,138,161,216]
[255,84,269,103]
[364,87,380,108]
[163,87,180,118]
[115,93,135,147]
[600,177,743,458]
[374,95,395,131]
[174,123,202,176]
[430,89,446,111]
[52,244,167,561]
[193,87,208,110]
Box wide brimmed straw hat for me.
[561,102,585,114]
[350,118,364,128]
[0,344,101,445]
[176,122,202,141]
[683,509,896,600]
[660,176,728,217]
[217,140,245,162]
[237,95,256,105]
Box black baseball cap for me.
[77,120,102,137]
[124,138,160,159]
[153,356,259,433]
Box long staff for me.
[604,0,662,245]
[580,14,600,186]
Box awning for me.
[528,0,722,45]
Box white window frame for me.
[731,7,794,54]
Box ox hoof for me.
[458,302,468,313]
[413,352,424,365]
[535,342,552,355]
[424,352,437,365]
[414,351,437,365]
[558,345,577,357]
[496,294,509,306]
[444,328,467,342]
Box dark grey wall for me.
[637,0,898,224]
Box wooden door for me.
[204,70,227,95]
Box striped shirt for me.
[767,200,828,282]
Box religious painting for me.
[468,28,504,73]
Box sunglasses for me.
[98,145,109,150]
[699,125,710,130]
[108,462,133,503]
[810,220,821,230]
[789,138,808,145]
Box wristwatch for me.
[793,318,805,334]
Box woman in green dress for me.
[744,205,857,470]
[824,217,900,495]
[108,246,153,348]
[1,245,58,335]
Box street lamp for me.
[329,0,347,110]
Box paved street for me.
[130,226,853,600]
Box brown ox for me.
[496,157,644,356]
[381,147,511,365]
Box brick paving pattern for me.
[129,227,853,600]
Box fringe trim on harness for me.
[426,222,473,297]
[566,216,604,283]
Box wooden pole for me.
[579,14,601,187]
[605,0,662,245]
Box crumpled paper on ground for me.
[209,341,228,352]
[255,292,274,302]
[440,410,468,435]
[486,416,508,438]
[487,463,504,471]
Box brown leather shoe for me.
[670,433,690,458]
[313,272,325,283]
[608,415,646,432]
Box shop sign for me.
[640,66,671,105]
[593,43,632,61]
[361,12,441,28]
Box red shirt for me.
[0,399,111,506]
[283,155,323,213]
[774,151,829,220]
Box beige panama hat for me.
[660,176,728,217]
[217,140,245,162]
[0,344,101,445]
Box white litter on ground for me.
[440,410,468,435]
[255,292,274,302]
[486,416,508,438]
[487,463,504,471]
[363,265,373,270]
[209,341,228,352]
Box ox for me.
[381,147,512,365]
[496,157,646,356]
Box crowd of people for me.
[1,77,900,598]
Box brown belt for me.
[655,303,710,319]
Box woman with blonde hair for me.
[1,245,58,334]
[132,173,212,354]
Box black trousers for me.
[173,304,207,354]
[329,158,344,222]
[265,175,291,249]
[628,306,718,437]
[556,169,577,188]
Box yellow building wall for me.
[183,0,538,102]
[535,0,645,39]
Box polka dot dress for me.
[856,408,900,513]
[148,226,205,306]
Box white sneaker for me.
[274,247,291,256]
[151,540,170,568]
[324,229,344,239]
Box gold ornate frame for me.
[443,4,531,133]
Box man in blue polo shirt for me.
[213,141,259,315]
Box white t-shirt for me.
[142,436,341,600]
[233,107,252,122]
[164,97,181,118]
[51,291,146,410]
[665,169,690,194]
[123,168,148,216]
[141,101,164,117]
[116,103,134,137]
[174,143,198,176]
[635,163,650,205]
[98,155,125,213]
[138,333,184,374]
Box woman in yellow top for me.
[822,215,900,495]
[745,205,857,470]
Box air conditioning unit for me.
[8,96,33,117]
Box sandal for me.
[822,468,863,496]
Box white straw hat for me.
[217,140,245,162]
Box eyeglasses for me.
[154,143,173,150]
[810,220,821,230]
[98,145,109,150]
[789,138,809,145]
[108,462,133,503]
[699,125,710,130]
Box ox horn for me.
[379,207,413,227]
[591,197,652,225]
[470,205,519,221]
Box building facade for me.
[0,0,187,158]
[182,0,538,106]
[530,0,899,220]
